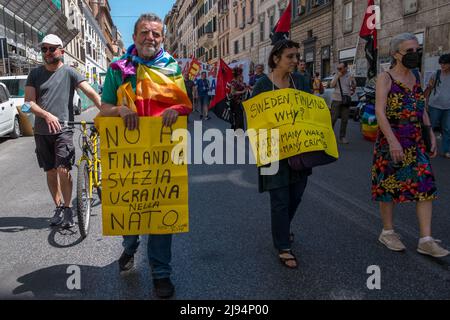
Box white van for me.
[0,82,20,138]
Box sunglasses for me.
[41,46,60,53]
[399,48,422,55]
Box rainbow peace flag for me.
[112,46,192,116]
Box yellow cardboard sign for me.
[98,117,189,235]
[242,88,338,166]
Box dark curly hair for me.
[268,39,300,69]
[439,53,450,65]
[232,67,243,77]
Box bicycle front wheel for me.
[77,160,92,238]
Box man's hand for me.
[119,106,139,130]
[45,112,61,134]
[162,109,179,127]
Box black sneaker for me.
[61,207,75,229]
[50,206,64,226]
[118,251,134,272]
[153,277,175,298]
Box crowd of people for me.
[23,7,450,300]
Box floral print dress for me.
[371,72,437,203]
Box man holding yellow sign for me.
[99,13,191,299]
[243,39,338,269]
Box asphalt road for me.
[0,107,449,300]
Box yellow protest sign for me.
[242,88,338,166]
[98,117,189,236]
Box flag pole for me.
[352,35,361,75]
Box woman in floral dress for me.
[372,33,449,258]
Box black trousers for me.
[231,100,245,130]
[268,176,308,250]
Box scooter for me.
[355,85,378,142]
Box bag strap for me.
[338,77,345,99]
[433,69,441,94]
[412,69,421,85]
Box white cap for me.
[39,34,63,47]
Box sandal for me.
[278,249,298,269]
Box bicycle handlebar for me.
[59,120,95,125]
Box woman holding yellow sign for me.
[251,39,312,269]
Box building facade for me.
[165,0,450,83]
[62,0,85,75]
[81,0,108,84]
[0,0,78,75]
[228,0,259,65]
[179,0,197,59]
[291,0,333,78]
[218,0,230,61]
[256,0,289,71]
[334,0,450,80]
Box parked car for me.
[0,75,83,123]
[321,75,367,118]
[0,82,21,138]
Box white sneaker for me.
[417,239,449,258]
[378,232,406,251]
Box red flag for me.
[359,0,378,79]
[211,59,233,122]
[270,1,292,45]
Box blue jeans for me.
[429,106,450,153]
[199,95,210,111]
[269,177,308,250]
[122,234,172,279]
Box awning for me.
[0,0,79,46]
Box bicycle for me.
[63,120,102,239]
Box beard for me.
[138,43,159,60]
[44,56,62,65]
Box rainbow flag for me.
[111,46,192,116]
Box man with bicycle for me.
[24,34,101,229]
[99,13,191,299]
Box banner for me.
[178,58,217,95]
[242,88,339,167]
[99,117,189,236]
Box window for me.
[260,21,265,41]
[269,14,275,31]
[242,5,246,25]
[250,32,254,47]
[234,40,239,54]
[243,36,246,50]
[343,2,353,33]
[235,12,238,28]
[250,0,255,18]
[0,86,8,103]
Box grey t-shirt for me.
[428,71,450,110]
[26,65,85,135]
[331,72,355,102]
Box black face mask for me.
[401,52,420,69]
